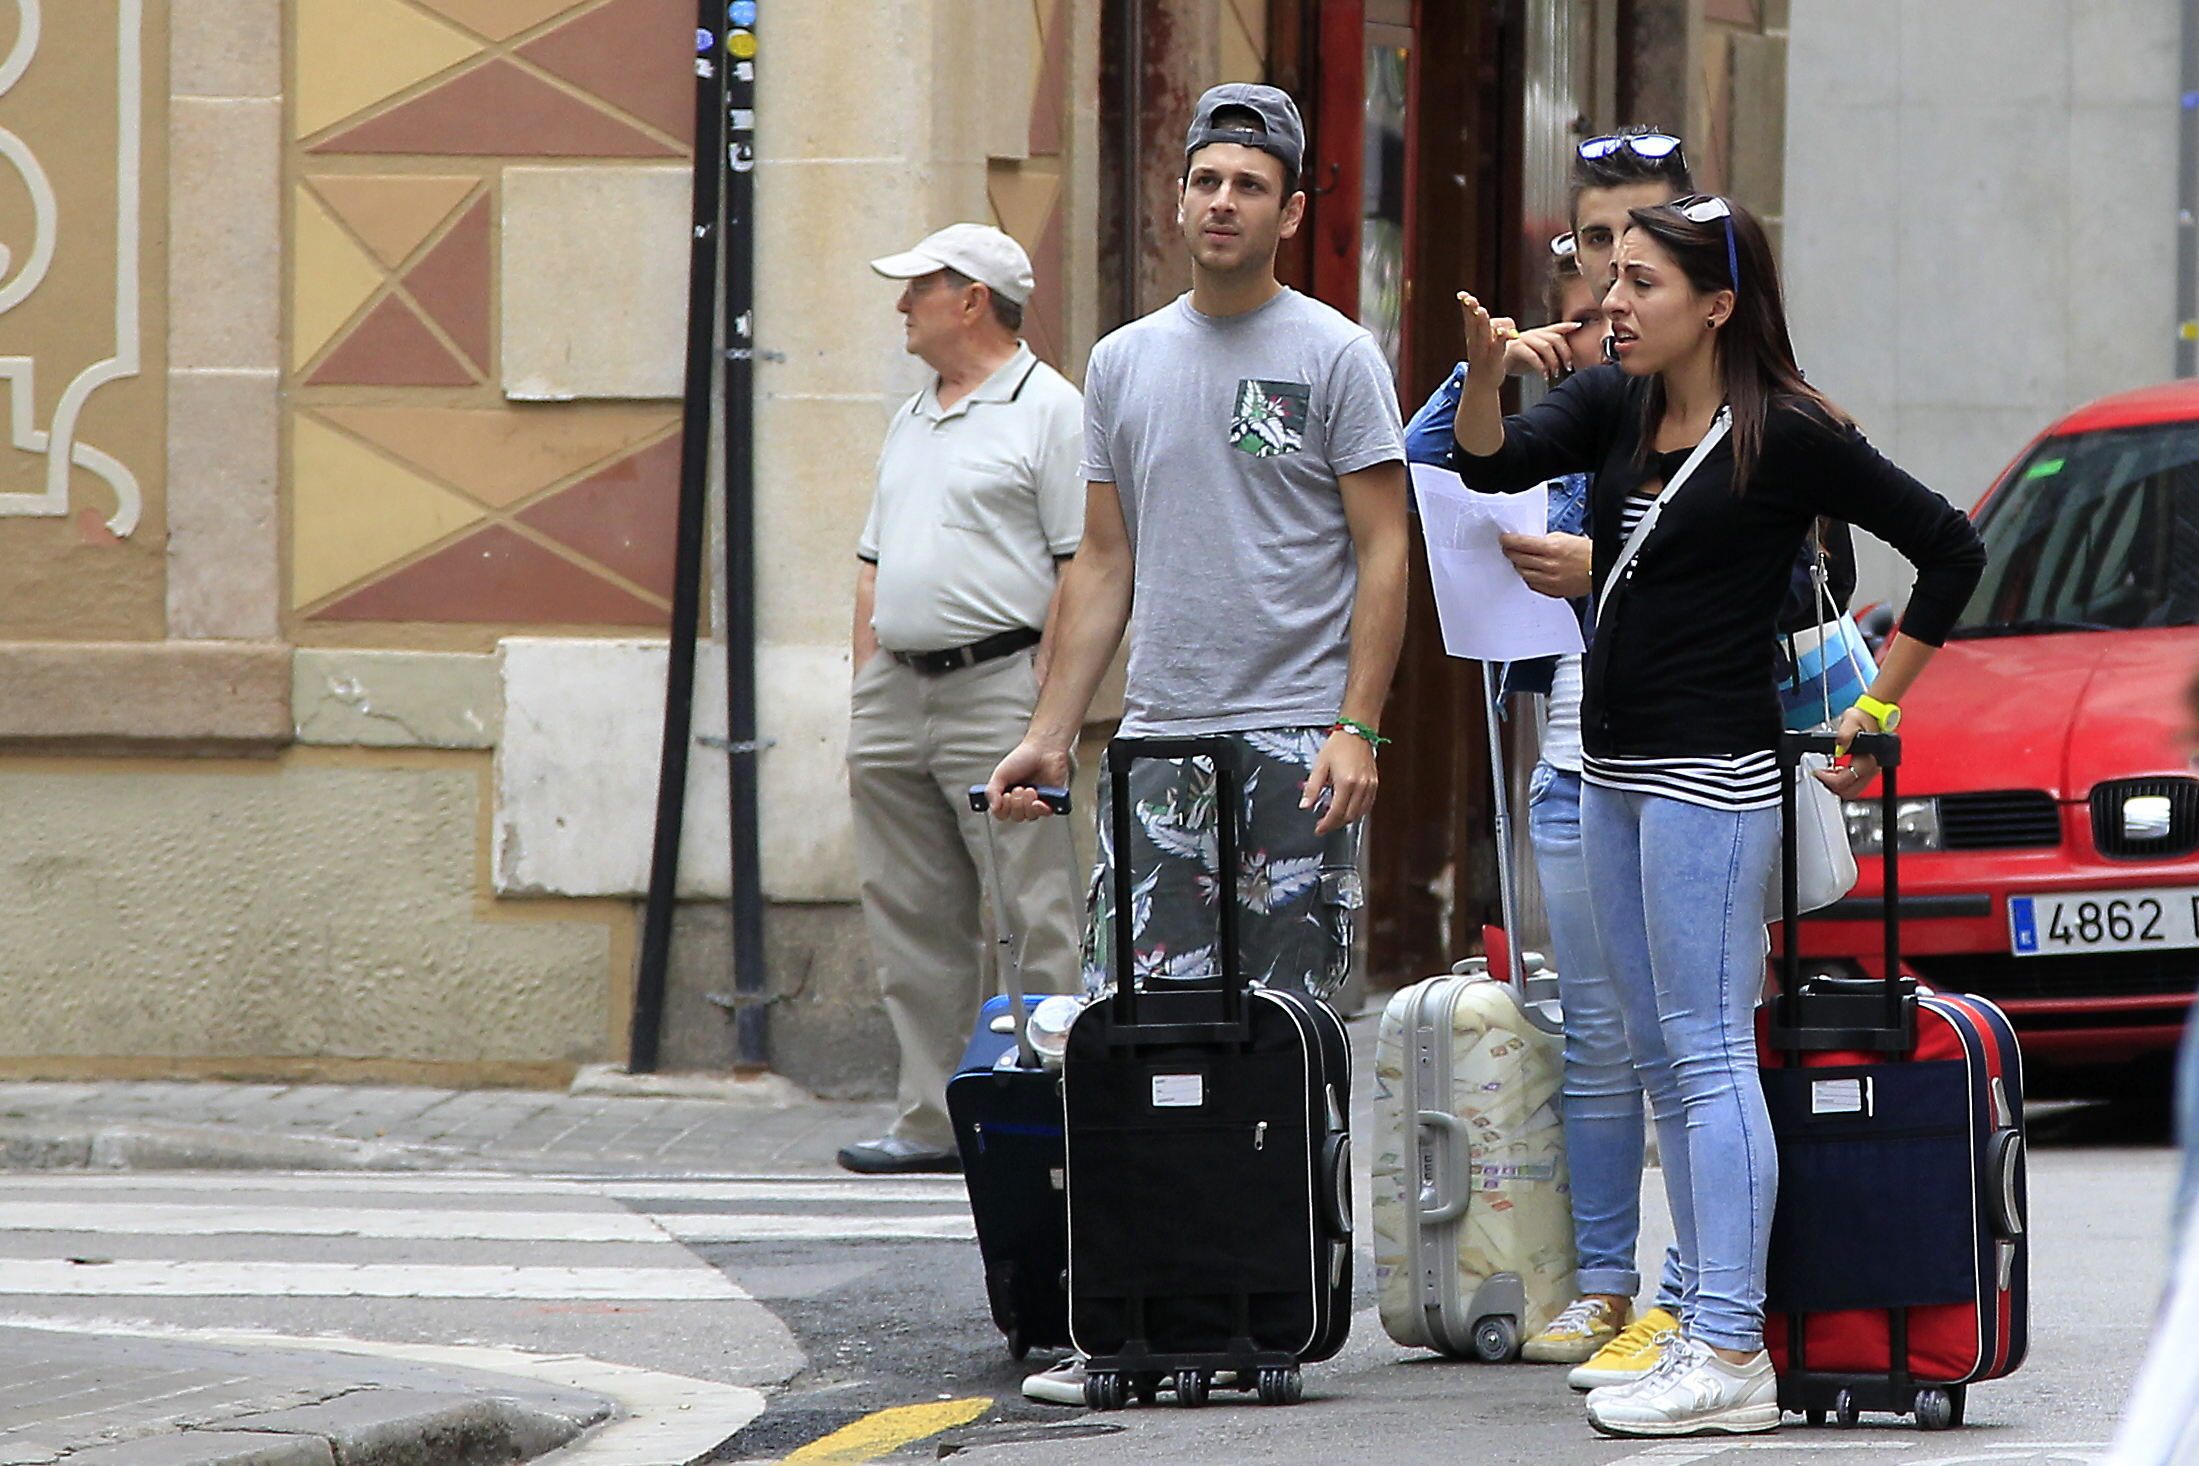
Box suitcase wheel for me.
[1131,1373,1162,1407]
[1914,1387,1961,1431]
[1174,1370,1211,1408]
[1804,1408,1826,1427]
[1833,1389,1860,1429]
[1471,1315,1521,1364]
[1004,1326,1027,1362]
[1255,1367,1303,1406]
[1084,1371,1129,1411]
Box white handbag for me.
[1769,527,1862,919]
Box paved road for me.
[0,1075,2172,1463]
[710,1099,2176,1465]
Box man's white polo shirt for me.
[859,342,1084,653]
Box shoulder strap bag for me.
[1770,521,1862,918]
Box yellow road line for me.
[780,1397,995,1465]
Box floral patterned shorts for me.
[1083,728,1365,1001]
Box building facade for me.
[25,1,2097,1096]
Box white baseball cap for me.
[869,223,1035,306]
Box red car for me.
[1798,379,2199,1094]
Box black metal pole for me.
[630,5,731,1074]
[723,11,769,1071]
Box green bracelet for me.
[1332,718,1391,749]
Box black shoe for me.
[835,1135,962,1174]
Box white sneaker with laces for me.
[1586,1339,1779,1438]
[1022,1356,1087,1406]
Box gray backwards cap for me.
[1183,83,1305,181]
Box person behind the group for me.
[1448,196,1985,1436]
[985,81,1409,1405]
[1404,127,1699,1388]
[838,224,1086,1176]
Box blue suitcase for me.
[946,783,1074,1359]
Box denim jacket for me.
[1404,362,1591,697]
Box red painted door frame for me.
[1305,0,1364,317]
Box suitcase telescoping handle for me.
[967,783,1072,1068]
[1104,736,1247,1034]
[1772,729,1914,1053]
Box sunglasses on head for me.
[1577,131,1685,165]
[1550,231,1577,260]
[1668,193,1740,295]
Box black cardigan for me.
[1448,365,1986,760]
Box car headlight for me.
[1842,798,1942,854]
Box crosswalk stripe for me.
[0,1261,747,1300]
[0,1174,970,1205]
[0,1203,667,1242]
[654,1213,974,1243]
[0,1202,976,1244]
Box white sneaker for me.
[1022,1356,1087,1406]
[1586,1340,1779,1438]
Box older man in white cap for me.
[839,223,1086,1175]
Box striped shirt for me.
[1585,494,1782,812]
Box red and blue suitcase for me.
[1761,730,2030,1431]
[947,783,1075,1360]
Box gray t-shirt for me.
[1082,289,1404,736]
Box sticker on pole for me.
[728,28,758,59]
[730,1,758,23]
[695,26,716,53]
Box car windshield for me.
[1951,420,2199,637]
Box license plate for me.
[2008,887,2199,956]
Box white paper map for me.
[1409,464,1586,663]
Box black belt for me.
[889,626,1041,676]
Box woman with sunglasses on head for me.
[1447,196,1985,1438]
[1407,132,1700,1389]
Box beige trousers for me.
[847,647,1081,1151]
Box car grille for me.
[2090,777,2199,860]
[1937,791,2061,850]
[1908,950,2199,1003]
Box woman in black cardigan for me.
[1449,197,1985,1439]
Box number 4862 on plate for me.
[2009,887,2199,957]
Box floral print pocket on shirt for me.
[1229,379,1311,458]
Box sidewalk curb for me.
[0,1120,471,1174]
[566,1064,811,1108]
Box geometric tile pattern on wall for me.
[515,434,680,598]
[296,177,490,384]
[290,406,679,621]
[292,416,487,607]
[294,0,484,139]
[414,0,582,41]
[300,0,694,158]
[308,174,480,268]
[287,0,694,632]
[314,523,666,624]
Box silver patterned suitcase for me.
[1370,663,1577,1361]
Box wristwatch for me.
[1853,694,1902,732]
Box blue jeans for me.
[1580,779,1781,1353]
[1528,763,1683,1308]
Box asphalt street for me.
[0,1069,2172,1464]
[713,1091,2176,1465]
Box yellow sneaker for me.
[1568,1306,1681,1391]
[1522,1296,1628,1364]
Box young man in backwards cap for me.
[985,87,1408,1402]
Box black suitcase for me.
[1063,736,1353,1410]
[947,783,1075,1360]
